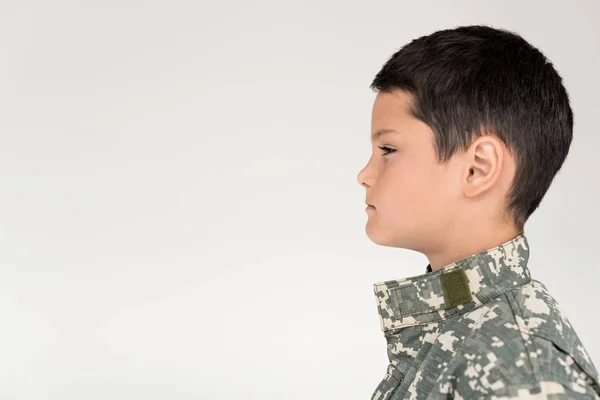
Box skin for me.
[357,89,521,271]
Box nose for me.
[357,162,372,188]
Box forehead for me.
[371,90,414,126]
[370,90,437,148]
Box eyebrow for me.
[371,128,401,141]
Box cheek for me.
[421,167,459,218]
[387,161,452,212]
[379,161,427,207]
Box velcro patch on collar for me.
[440,267,473,307]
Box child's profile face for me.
[357,90,463,252]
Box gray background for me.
[0,1,598,399]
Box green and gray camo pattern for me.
[371,234,600,399]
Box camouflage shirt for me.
[371,234,600,399]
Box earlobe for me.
[463,136,503,197]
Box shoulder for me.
[440,280,600,397]
[507,280,598,382]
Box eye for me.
[378,146,396,155]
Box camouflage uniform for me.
[371,234,600,399]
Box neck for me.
[426,223,522,271]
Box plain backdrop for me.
[0,1,598,399]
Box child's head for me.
[357,25,572,254]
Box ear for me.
[463,135,504,198]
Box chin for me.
[365,225,400,248]
[365,223,422,250]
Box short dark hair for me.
[370,25,573,231]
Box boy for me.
[357,25,600,399]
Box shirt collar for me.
[373,234,531,332]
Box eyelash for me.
[378,146,396,155]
